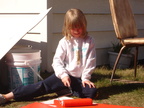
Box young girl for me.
[0,8,97,104]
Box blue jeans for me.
[12,74,97,101]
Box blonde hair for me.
[62,8,88,40]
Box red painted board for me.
[21,102,51,108]
[21,102,142,108]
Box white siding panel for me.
[134,15,144,29]
[50,31,118,69]
[22,34,41,43]
[0,0,47,13]
[96,48,111,66]
[53,0,110,13]
[53,14,64,33]
[138,30,144,37]
[0,15,40,36]
[53,14,114,33]
[129,0,144,14]
[47,0,144,71]
[86,15,113,31]
[89,31,118,48]
[51,34,63,53]
[138,47,144,60]
[51,31,118,53]
[137,30,144,59]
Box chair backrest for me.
[109,0,138,39]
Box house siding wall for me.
[47,0,144,72]
[129,0,144,61]
[0,0,144,72]
[47,0,115,72]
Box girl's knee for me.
[82,85,97,99]
[89,88,97,99]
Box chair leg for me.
[110,46,126,83]
[134,47,138,78]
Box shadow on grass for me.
[91,72,144,100]
[91,72,121,83]
[96,83,144,100]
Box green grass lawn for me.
[0,66,144,108]
[92,66,144,107]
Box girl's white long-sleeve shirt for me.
[52,36,96,81]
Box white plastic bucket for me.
[5,49,42,91]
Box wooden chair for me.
[109,0,144,82]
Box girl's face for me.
[70,28,83,38]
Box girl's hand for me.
[61,76,71,87]
[82,80,96,88]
